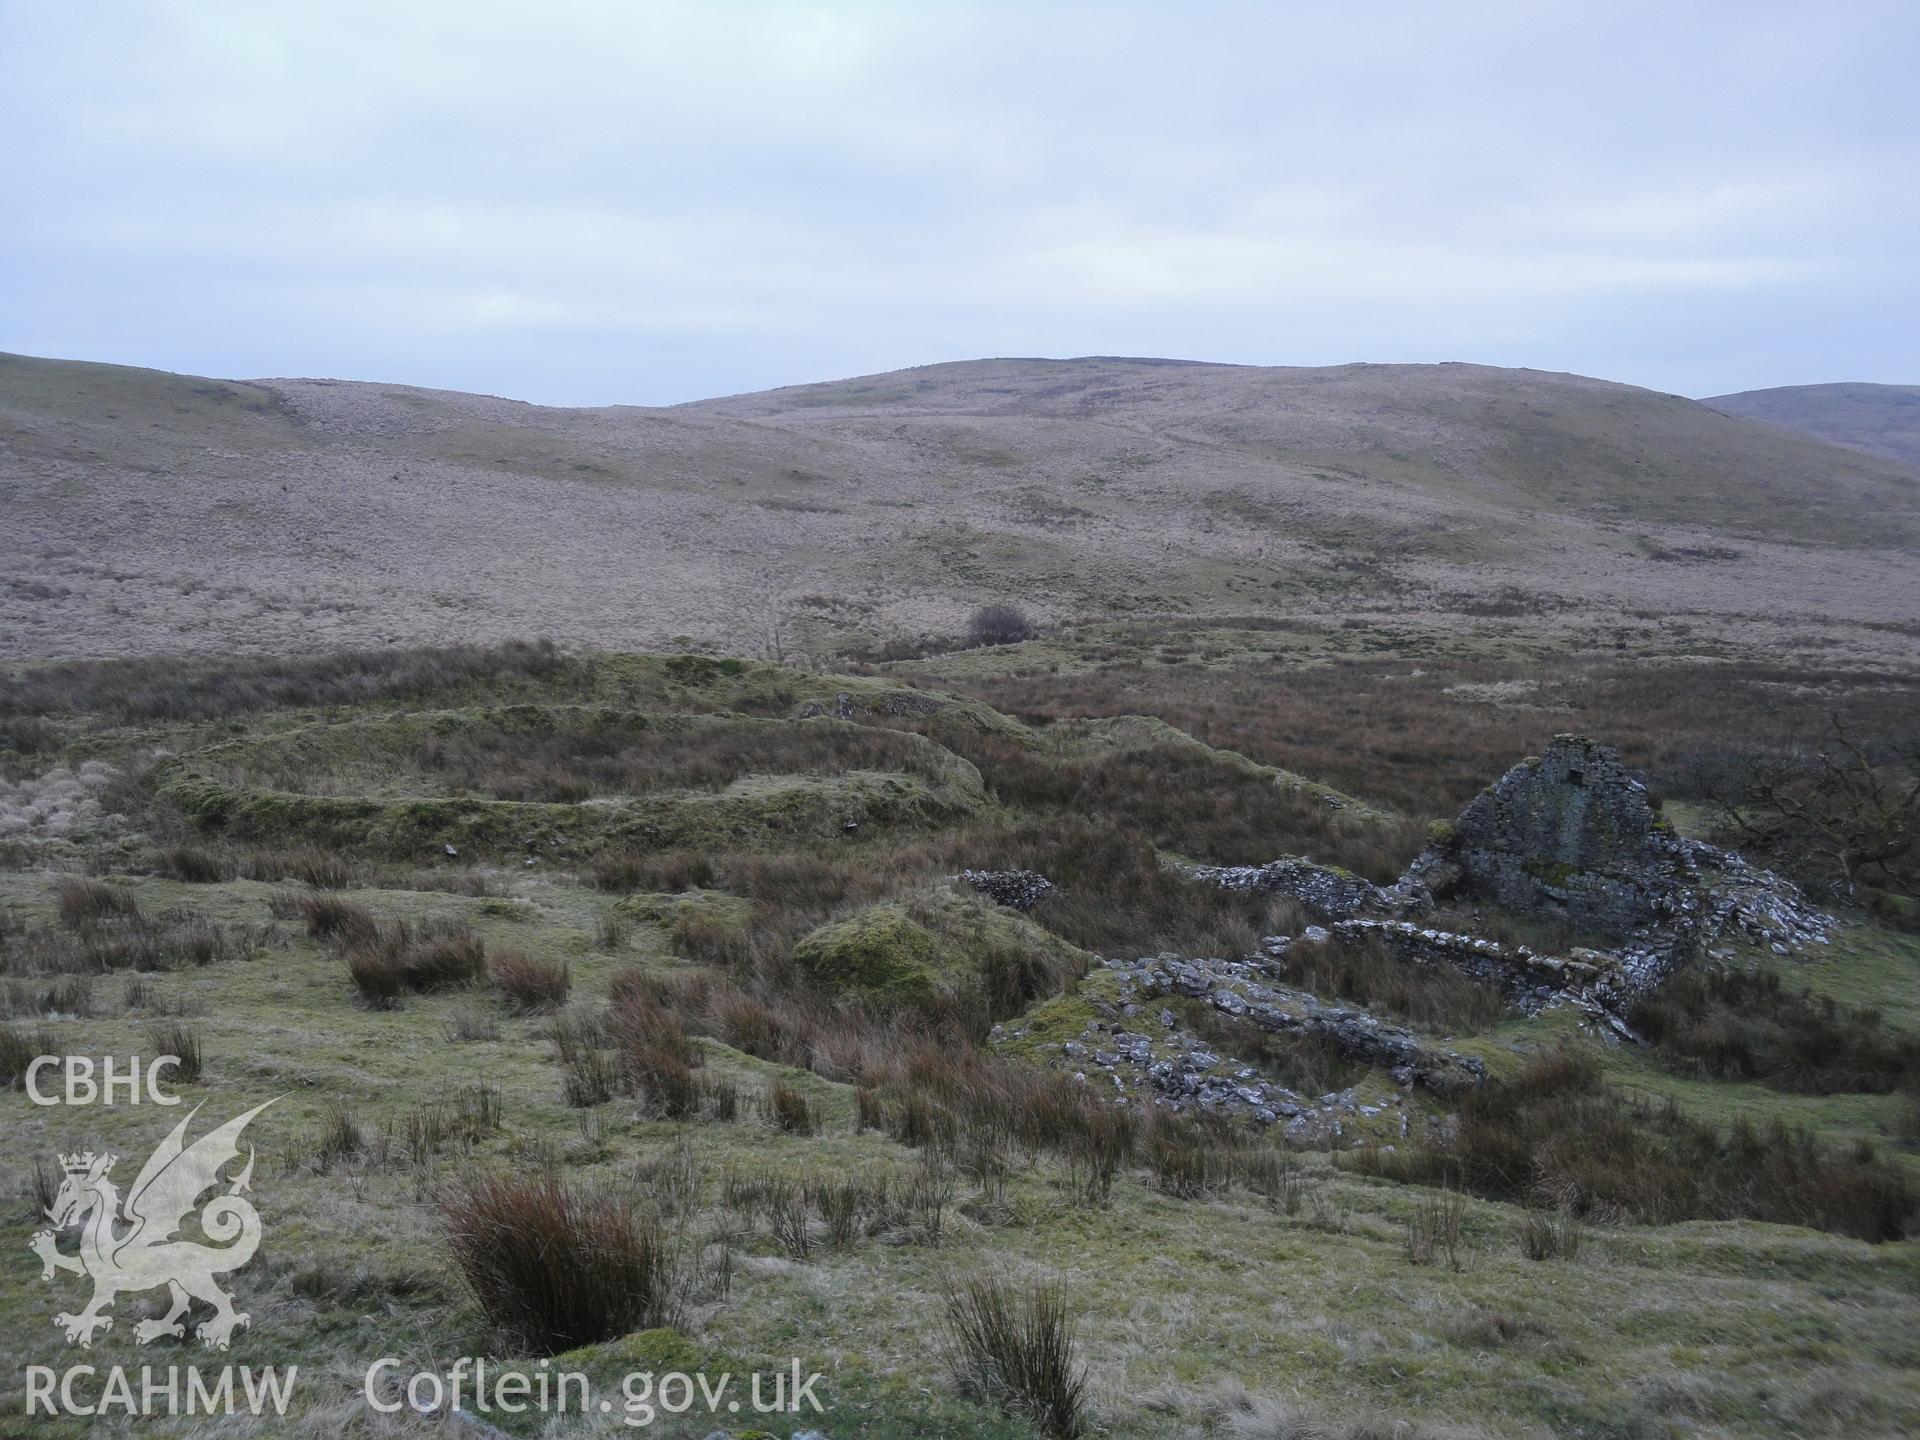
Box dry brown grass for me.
[343,921,485,1005]
[440,1171,687,1354]
[1629,967,1920,1094]
[412,718,946,802]
[937,650,1919,825]
[1282,931,1506,1033]
[1348,1050,1919,1242]
[489,950,570,1012]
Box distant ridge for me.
[1702,382,1920,470]
[2,350,1916,662]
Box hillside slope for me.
[3,351,1916,663]
[1703,381,1920,469]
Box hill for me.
[1703,381,1920,469]
[3,351,1917,664]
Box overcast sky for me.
[3,1,1915,405]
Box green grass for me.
[5,860,1915,1438]
[4,647,1918,1438]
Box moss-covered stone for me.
[618,887,753,934]
[1522,856,1580,887]
[793,904,946,1007]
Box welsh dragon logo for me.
[30,1099,276,1349]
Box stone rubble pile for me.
[1186,857,1411,919]
[998,950,1485,1140]
[797,689,943,721]
[958,868,1056,911]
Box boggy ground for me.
[0,643,1916,1439]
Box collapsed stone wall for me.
[997,949,1486,1137]
[1329,918,1636,1038]
[959,868,1055,911]
[1188,857,1423,919]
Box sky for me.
[2,0,1915,406]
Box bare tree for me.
[748,567,803,667]
[967,602,1032,647]
[1705,716,1919,899]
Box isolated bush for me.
[441,1172,685,1353]
[343,921,484,1003]
[55,879,139,933]
[347,947,407,1007]
[1,1022,59,1089]
[298,894,379,945]
[145,1021,202,1083]
[490,950,570,1012]
[942,1274,1088,1439]
[1517,1206,1583,1260]
[159,845,232,884]
[766,1079,816,1135]
[967,603,1033,648]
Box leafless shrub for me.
[1692,717,1918,903]
[1405,1190,1468,1270]
[766,1078,816,1136]
[298,894,379,945]
[1517,1206,1583,1261]
[146,1021,202,1083]
[442,996,497,1041]
[967,603,1034,648]
[1,1022,60,1089]
[159,845,233,883]
[440,1171,688,1354]
[246,848,359,889]
[490,950,570,1012]
[942,1274,1088,1439]
[55,879,139,934]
